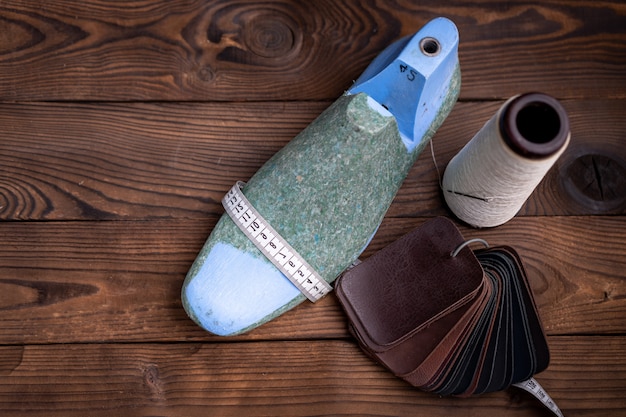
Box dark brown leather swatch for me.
[335,217,549,396]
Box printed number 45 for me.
[400,64,417,81]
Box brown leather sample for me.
[336,217,549,396]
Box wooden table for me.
[1,1,624,416]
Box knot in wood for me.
[198,66,216,82]
[143,364,165,398]
[562,153,626,212]
[243,14,297,58]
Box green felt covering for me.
[183,65,460,334]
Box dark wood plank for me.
[0,101,324,220]
[0,216,624,344]
[0,0,624,101]
[1,99,624,221]
[0,337,624,416]
[0,2,624,416]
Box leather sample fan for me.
[335,217,550,396]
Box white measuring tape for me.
[222,181,332,302]
[513,377,564,417]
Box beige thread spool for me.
[442,93,570,228]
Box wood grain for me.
[0,216,623,344]
[0,0,624,101]
[1,99,624,221]
[1,1,624,415]
[0,337,624,417]
[0,101,322,220]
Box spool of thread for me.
[442,93,570,228]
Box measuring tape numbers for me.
[513,377,564,417]
[222,181,332,302]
